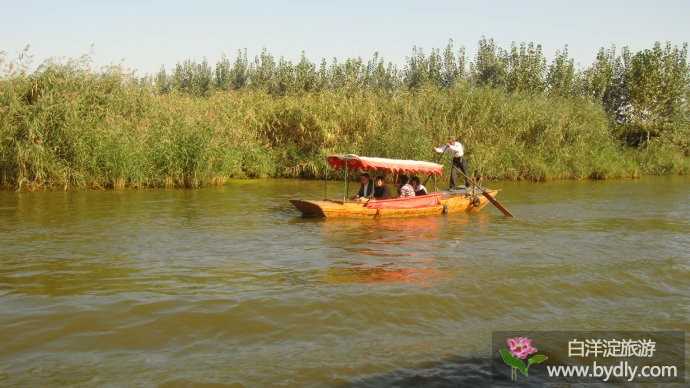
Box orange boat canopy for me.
[326,154,444,176]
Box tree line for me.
[148,38,688,149]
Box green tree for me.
[625,42,689,145]
[506,42,546,93]
[471,37,508,88]
[330,57,366,94]
[365,52,399,93]
[581,46,622,108]
[294,52,319,93]
[214,54,231,91]
[172,59,195,94]
[442,39,466,87]
[169,58,212,96]
[546,46,575,97]
[193,58,213,97]
[229,49,249,90]
[216,50,249,91]
[271,57,294,95]
[249,48,276,92]
[318,58,329,90]
[154,66,171,94]
[402,46,428,89]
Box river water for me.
[0,176,688,386]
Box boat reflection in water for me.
[322,261,454,286]
[318,215,456,286]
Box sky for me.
[3,0,689,76]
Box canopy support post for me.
[323,164,328,200]
[343,160,348,202]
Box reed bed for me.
[0,63,687,190]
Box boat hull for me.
[290,189,498,218]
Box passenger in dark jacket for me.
[352,172,374,201]
[373,176,392,199]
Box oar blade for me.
[440,154,516,217]
[482,190,514,217]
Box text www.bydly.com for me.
[546,361,678,382]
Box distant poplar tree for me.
[624,42,689,146]
[318,58,329,90]
[294,52,319,93]
[172,59,195,94]
[194,58,213,97]
[442,39,466,87]
[271,57,293,95]
[154,66,171,94]
[581,46,620,106]
[366,52,399,93]
[215,49,249,91]
[214,54,231,91]
[249,49,276,92]
[546,46,576,97]
[331,57,366,94]
[403,46,428,89]
[402,46,450,89]
[230,49,249,90]
[506,42,547,93]
[471,37,508,89]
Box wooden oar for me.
[453,165,515,217]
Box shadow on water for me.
[342,330,687,388]
[341,353,685,388]
[339,355,558,388]
[341,355,493,388]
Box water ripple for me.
[1,177,688,386]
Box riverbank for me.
[1,64,688,190]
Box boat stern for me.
[289,199,327,217]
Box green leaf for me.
[499,349,528,376]
[528,354,548,367]
[528,354,548,366]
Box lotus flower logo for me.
[499,337,548,380]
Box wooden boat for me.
[289,154,505,218]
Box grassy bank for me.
[0,64,687,190]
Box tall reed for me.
[0,60,687,190]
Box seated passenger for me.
[351,172,375,202]
[373,175,392,199]
[397,175,415,198]
[410,176,428,196]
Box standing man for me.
[434,136,470,189]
